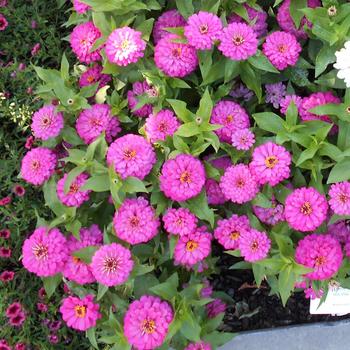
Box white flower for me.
[334,41,350,87]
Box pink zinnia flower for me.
[153,9,186,43]
[13,185,25,197]
[206,299,226,318]
[70,22,102,63]
[163,207,198,236]
[73,0,91,14]
[328,220,350,244]
[127,81,154,117]
[0,247,11,258]
[124,295,173,350]
[107,134,156,180]
[91,243,134,287]
[284,187,328,232]
[113,197,160,245]
[9,311,26,327]
[218,22,258,61]
[79,65,111,90]
[145,109,180,143]
[0,196,11,206]
[154,34,198,78]
[329,182,350,215]
[185,342,212,350]
[210,100,250,143]
[295,234,343,280]
[106,117,121,144]
[184,11,222,50]
[0,229,10,239]
[174,227,212,267]
[160,154,206,202]
[6,302,22,318]
[304,287,323,300]
[60,294,101,331]
[21,147,57,185]
[280,94,303,115]
[207,156,232,170]
[57,173,91,207]
[200,279,213,298]
[250,142,291,186]
[0,271,15,282]
[105,27,146,66]
[31,105,64,140]
[239,229,271,262]
[253,197,285,225]
[220,164,259,204]
[231,128,255,150]
[214,214,250,250]
[205,178,226,205]
[0,14,8,31]
[263,31,301,70]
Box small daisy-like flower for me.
[0,14,8,31]
[73,0,91,14]
[220,164,259,204]
[13,185,25,197]
[9,312,26,327]
[160,154,206,202]
[218,22,258,61]
[107,134,156,180]
[210,100,250,143]
[265,82,286,108]
[214,214,250,250]
[163,208,198,236]
[60,294,101,331]
[206,299,226,318]
[231,128,255,150]
[295,234,343,280]
[284,187,328,232]
[91,243,134,287]
[329,182,350,215]
[145,109,180,143]
[57,173,91,207]
[0,247,11,258]
[154,34,198,78]
[184,11,222,50]
[0,341,11,350]
[124,295,173,350]
[21,147,57,186]
[0,271,14,282]
[31,105,64,140]
[79,65,111,90]
[185,342,212,350]
[5,302,22,318]
[239,229,271,262]
[0,229,10,239]
[205,178,226,205]
[105,27,146,66]
[113,197,160,245]
[127,81,154,118]
[153,9,186,43]
[279,94,303,115]
[174,227,212,267]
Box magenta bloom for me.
[250,142,291,186]
[22,227,68,277]
[253,198,285,226]
[57,173,91,207]
[31,105,64,140]
[210,100,250,143]
[15,343,26,350]
[154,34,198,78]
[107,134,156,180]
[0,247,11,258]
[105,117,121,144]
[21,147,57,185]
[13,185,25,197]
[73,0,91,14]
[0,197,10,206]
[329,182,350,215]
[295,234,343,280]
[263,31,301,70]
[37,303,48,312]
[70,22,102,63]
[145,109,180,143]
[280,94,303,115]
[285,187,328,232]
[79,65,111,90]
[113,197,160,245]
[214,214,250,250]
[105,27,146,66]
[265,82,286,108]
[91,243,134,287]
[184,11,222,50]
[328,220,350,244]
[205,178,226,205]
[0,341,11,350]
[31,43,41,56]
[124,295,173,350]
[239,229,271,262]
[163,207,198,236]
[0,229,10,239]
[220,164,259,204]
[208,156,232,170]
[218,22,258,61]
[185,342,212,350]
[160,154,206,202]
[76,104,112,144]
[231,128,255,150]
[6,302,22,318]
[127,81,154,117]
[206,299,226,318]
[0,271,15,282]
[0,14,8,31]
[174,227,212,267]
[60,294,101,331]
[9,312,26,327]
[153,10,186,43]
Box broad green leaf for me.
[175,122,200,137]
[86,327,99,349]
[122,176,148,193]
[196,88,213,123]
[42,274,62,298]
[252,112,284,133]
[327,158,350,183]
[149,273,179,300]
[81,174,110,192]
[248,52,279,73]
[97,284,109,301]
[278,265,296,306]
[73,246,99,263]
[175,0,194,18]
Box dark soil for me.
[212,245,350,333]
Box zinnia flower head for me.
[206,299,226,318]
[253,197,285,225]
[163,207,198,236]
[295,234,343,280]
[263,31,302,70]
[185,342,212,350]
[220,164,259,204]
[210,100,250,143]
[107,134,156,180]
[22,227,68,277]
[205,178,226,205]
[231,128,255,150]
[328,220,350,244]
[280,94,303,115]
[153,9,186,43]
[113,197,160,245]
[105,117,121,144]
[31,105,64,140]
[91,243,134,287]
[284,187,328,232]
[154,34,198,78]
[105,27,146,66]
[265,82,286,108]
[21,147,57,185]
[218,22,258,61]
[73,0,91,14]
[79,65,111,90]
[60,294,101,331]
[207,155,232,170]
[184,11,222,50]
[127,81,154,117]
[329,182,350,215]
[70,22,102,63]
[239,229,271,262]
[160,154,206,202]
[124,295,173,350]
[230,82,254,102]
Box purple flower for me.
[265,82,286,108]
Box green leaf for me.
[224,59,240,83]
[122,176,148,193]
[252,192,272,208]
[86,327,99,349]
[296,143,319,166]
[290,0,307,28]
[240,61,262,101]
[97,284,109,301]
[134,274,159,299]
[167,99,194,123]
[65,219,82,240]
[175,0,194,18]
[273,232,294,258]
[196,88,213,123]
[180,310,201,342]
[73,246,99,263]
[248,52,279,73]
[64,166,86,194]
[62,126,84,146]
[42,274,62,298]
[60,53,69,81]
[252,112,284,134]
[327,158,350,183]
[278,264,296,306]
[149,273,178,300]
[315,44,336,77]
[286,101,298,127]
[252,263,266,286]
[136,18,154,41]
[81,174,110,192]
[175,122,200,137]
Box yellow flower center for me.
[232,35,244,46]
[33,243,48,260]
[141,319,156,334]
[265,156,279,169]
[74,305,87,318]
[186,240,198,252]
[180,171,192,184]
[300,201,312,215]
